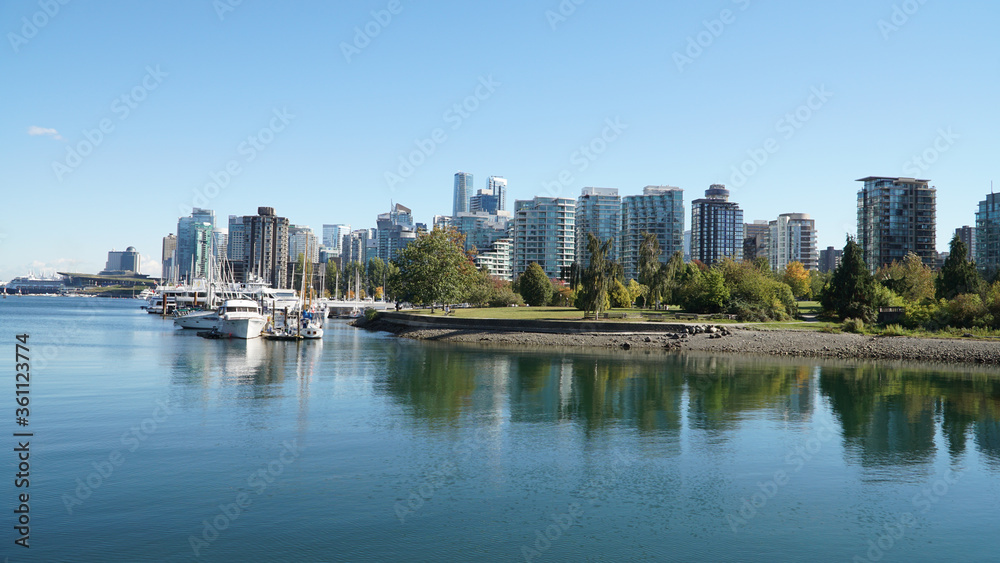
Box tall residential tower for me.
[691,185,743,266]
[856,177,936,271]
[620,186,684,280]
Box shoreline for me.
[354,314,1000,366]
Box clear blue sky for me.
[2,0,998,280]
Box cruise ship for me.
[3,273,67,294]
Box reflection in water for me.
[381,345,1000,473]
[819,363,1000,469]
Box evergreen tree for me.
[936,235,981,299]
[821,237,878,322]
[518,262,553,306]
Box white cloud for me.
[141,257,162,278]
[27,125,63,140]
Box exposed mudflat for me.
[355,317,1000,365]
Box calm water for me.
[1,296,999,562]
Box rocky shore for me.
[355,316,1000,365]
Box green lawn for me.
[797,300,823,315]
[407,306,742,323]
[410,307,616,321]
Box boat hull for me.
[217,317,266,339]
[173,312,220,329]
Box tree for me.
[609,279,632,308]
[876,251,935,303]
[718,257,797,321]
[626,279,647,307]
[342,260,365,298]
[809,270,830,301]
[325,260,339,298]
[366,257,387,297]
[659,251,684,307]
[821,237,879,322]
[391,228,478,308]
[782,261,811,299]
[638,232,661,307]
[577,234,620,316]
[936,235,981,299]
[518,262,553,306]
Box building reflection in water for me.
[383,345,1000,473]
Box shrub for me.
[881,324,908,337]
[842,318,865,333]
[610,279,632,308]
[945,293,991,328]
[903,300,940,330]
[363,308,379,322]
[489,289,524,308]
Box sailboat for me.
[299,258,324,339]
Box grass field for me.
[410,307,629,321]
[797,301,823,315]
[407,306,745,323]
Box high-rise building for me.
[101,247,141,275]
[453,172,474,216]
[376,203,417,263]
[512,197,575,280]
[475,238,513,281]
[341,229,373,266]
[289,225,320,263]
[575,187,621,269]
[433,215,453,230]
[243,207,290,288]
[161,234,177,282]
[691,185,743,266]
[469,188,500,214]
[177,208,215,280]
[954,225,975,261]
[226,216,246,281]
[454,211,511,254]
[819,246,842,273]
[212,228,228,266]
[743,220,769,262]
[322,224,352,255]
[620,186,685,280]
[857,177,936,271]
[488,176,507,211]
[768,213,818,271]
[976,193,1000,274]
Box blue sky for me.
[2,0,997,280]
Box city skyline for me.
[4,1,999,281]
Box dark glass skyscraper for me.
[691,185,743,266]
[856,177,936,271]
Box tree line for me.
[822,234,999,330]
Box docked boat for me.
[300,309,324,339]
[173,308,221,329]
[214,299,267,339]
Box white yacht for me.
[253,287,301,313]
[215,299,267,339]
[173,308,221,329]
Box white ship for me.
[214,299,267,339]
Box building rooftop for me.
[856,176,931,183]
